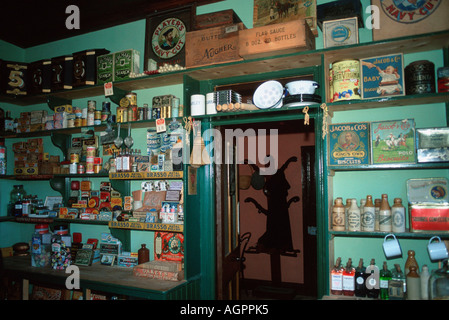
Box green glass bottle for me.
[380,261,392,300]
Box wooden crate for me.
[193,9,243,30]
[185,23,245,69]
[238,19,315,59]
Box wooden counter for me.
[1,255,187,300]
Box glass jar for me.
[429,259,449,300]
[10,185,26,216]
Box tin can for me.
[67,119,75,128]
[126,92,137,106]
[172,98,180,117]
[87,112,94,126]
[77,163,85,174]
[437,67,449,93]
[86,146,96,157]
[405,60,435,95]
[94,164,102,173]
[94,110,102,120]
[87,100,96,112]
[69,163,77,174]
[74,118,82,127]
[86,162,94,174]
[70,153,79,163]
[332,59,361,102]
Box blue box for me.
[328,122,370,166]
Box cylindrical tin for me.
[87,112,94,126]
[437,67,449,93]
[126,92,137,106]
[94,110,102,120]
[94,164,102,173]
[86,146,96,157]
[77,163,85,174]
[87,100,96,112]
[69,163,77,174]
[67,119,75,128]
[172,98,180,117]
[331,60,361,102]
[74,118,82,127]
[70,153,79,163]
[405,60,435,95]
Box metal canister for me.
[87,100,96,112]
[77,163,85,174]
[70,153,79,163]
[138,107,145,121]
[87,111,95,126]
[437,66,449,93]
[405,60,435,95]
[126,92,137,106]
[332,59,361,102]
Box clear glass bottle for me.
[362,195,375,232]
[347,199,361,232]
[379,194,392,232]
[389,264,406,300]
[429,259,449,300]
[332,198,345,231]
[392,198,406,233]
[380,261,392,300]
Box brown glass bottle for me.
[138,244,150,264]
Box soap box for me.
[328,122,370,166]
[370,119,416,164]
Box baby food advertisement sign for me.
[361,53,405,99]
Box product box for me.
[361,53,405,99]
[28,59,52,95]
[406,178,449,204]
[96,53,114,84]
[154,232,184,262]
[416,127,449,163]
[133,263,184,281]
[238,19,315,59]
[322,17,359,48]
[370,119,416,164]
[114,49,140,82]
[185,23,244,68]
[0,60,29,96]
[409,203,449,232]
[51,55,73,90]
[72,48,109,87]
[328,122,370,166]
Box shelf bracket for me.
[49,176,69,204]
[107,86,128,106]
[51,132,71,161]
[47,96,72,111]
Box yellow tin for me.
[331,60,361,102]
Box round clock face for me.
[152,17,186,59]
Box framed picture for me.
[144,5,195,71]
[328,122,370,166]
[370,119,416,164]
[253,0,317,35]
[361,53,405,99]
[323,17,358,48]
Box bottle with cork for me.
[379,194,392,232]
[392,198,406,233]
[354,258,367,297]
[332,198,345,231]
[342,258,355,296]
[347,199,361,232]
[331,257,344,295]
[362,195,375,232]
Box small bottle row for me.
[331,194,406,233]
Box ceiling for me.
[0,0,219,48]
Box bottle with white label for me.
[379,194,392,232]
[331,257,343,295]
[332,198,345,231]
[392,198,406,233]
[347,199,361,231]
[362,195,375,232]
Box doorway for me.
[215,119,317,299]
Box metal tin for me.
[94,110,102,120]
[138,107,144,121]
[77,163,85,174]
[86,146,96,157]
[87,112,95,126]
[437,67,449,93]
[67,119,75,128]
[126,92,137,106]
[331,59,361,102]
[405,60,435,95]
[87,100,96,112]
[69,163,77,174]
[70,153,79,163]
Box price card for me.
[156,118,166,133]
[104,82,113,96]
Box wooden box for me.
[51,55,73,91]
[193,9,243,30]
[0,60,29,96]
[185,23,244,69]
[238,19,315,59]
[28,59,52,95]
[72,48,109,87]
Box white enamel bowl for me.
[253,80,284,109]
[285,80,320,95]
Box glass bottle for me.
[347,199,361,232]
[331,257,343,295]
[421,265,430,300]
[392,198,406,233]
[343,258,355,296]
[405,249,420,275]
[406,266,421,300]
[374,198,381,231]
[379,194,392,232]
[429,259,449,300]
[362,195,375,232]
[10,185,26,216]
[332,198,345,231]
[122,148,130,172]
[355,258,367,297]
[389,264,406,300]
[0,139,6,175]
[380,261,392,300]
[116,150,122,172]
[138,244,150,264]
[365,259,380,299]
[4,110,14,133]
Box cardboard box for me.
[114,49,140,82]
[238,19,315,59]
[133,262,184,281]
[97,53,114,84]
[186,23,244,68]
[328,122,370,166]
[370,119,416,164]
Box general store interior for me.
[0,0,448,304]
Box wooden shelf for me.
[329,161,449,173]
[329,229,449,239]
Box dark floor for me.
[240,283,316,300]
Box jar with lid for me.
[10,185,27,216]
[429,259,449,300]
